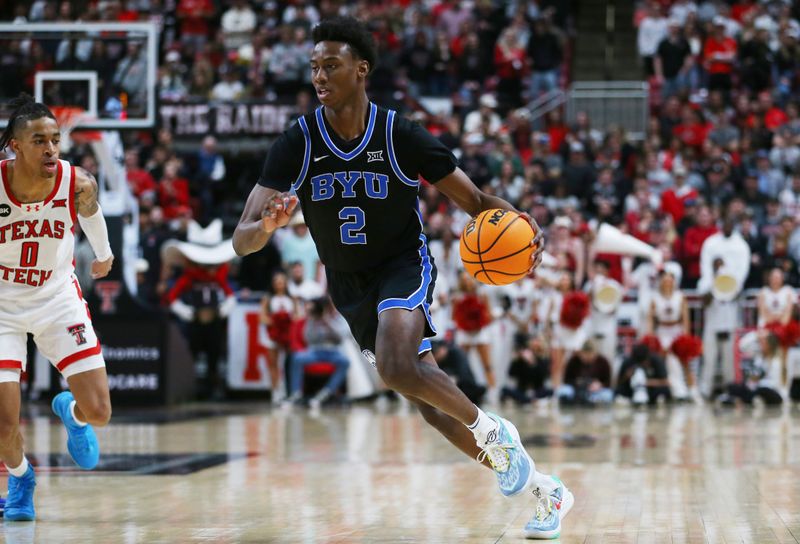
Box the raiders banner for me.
[159,102,295,137]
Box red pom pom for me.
[764,321,800,348]
[267,310,293,347]
[639,334,663,354]
[453,294,491,332]
[670,334,703,365]
[560,291,590,329]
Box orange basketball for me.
[459,209,537,285]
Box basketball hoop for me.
[51,106,101,153]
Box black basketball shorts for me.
[326,238,437,364]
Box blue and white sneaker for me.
[4,466,35,521]
[476,413,535,497]
[524,476,574,539]
[52,392,100,470]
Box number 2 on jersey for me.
[19,241,39,267]
[339,207,367,245]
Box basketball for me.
[459,209,537,285]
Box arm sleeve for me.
[393,116,458,184]
[257,122,307,191]
[166,274,193,304]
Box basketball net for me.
[51,106,101,153]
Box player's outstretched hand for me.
[91,256,114,279]
[261,193,299,233]
[519,212,545,273]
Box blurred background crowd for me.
[3,0,800,408]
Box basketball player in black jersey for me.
[234,17,573,539]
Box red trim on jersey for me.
[0,360,22,370]
[0,160,19,206]
[0,159,64,208]
[41,160,63,206]
[56,341,101,371]
[72,277,93,320]
[68,164,77,224]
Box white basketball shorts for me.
[0,276,105,383]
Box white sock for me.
[6,457,29,477]
[69,401,88,427]
[466,407,499,446]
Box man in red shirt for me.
[679,204,719,287]
[760,92,788,131]
[177,0,215,49]
[704,16,737,93]
[124,149,156,200]
[660,165,698,224]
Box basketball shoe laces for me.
[534,493,556,522]
[476,438,515,472]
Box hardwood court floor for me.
[2,402,800,543]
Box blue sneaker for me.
[524,476,574,539]
[52,392,100,470]
[4,466,35,521]
[476,413,535,497]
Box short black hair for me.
[312,16,377,73]
[0,93,56,150]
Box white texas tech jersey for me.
[0,159,76,300]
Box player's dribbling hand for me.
[519,212,545,273]
[261,193,299,233]
[91,256,114,279]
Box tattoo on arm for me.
[75,168,99,216]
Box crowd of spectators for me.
[5,0,800,406]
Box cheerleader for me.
[648,270,692,400]
[758,268,796,328]
[757,267,798,387]
[452,271,496,388]
[259,271,297,404]
[547,272,590,391]
[548,216,586,287]
[628,242,683,329]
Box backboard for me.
[0,22,158,130]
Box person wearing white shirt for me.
[758,268,795,328]
[638,5,668,74]
[286,261,324,303]
[220,0,257,50]
[463,94,503,136]
[648,270,691,400]
[699,216,751,292]
[697,260,740,398]
[757,268,797,390]
[629,243,683,329]
[210,66,244,101]
[585,260,623,376]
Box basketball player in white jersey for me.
[0,95,114,521]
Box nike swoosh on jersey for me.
[313,155,329,162]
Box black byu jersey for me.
[258,103,457,272]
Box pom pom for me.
[453,294,491,332]
[267,310,293,347]
[764,320,800,348]
[559,291,590,329]
[670,334,703,365]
